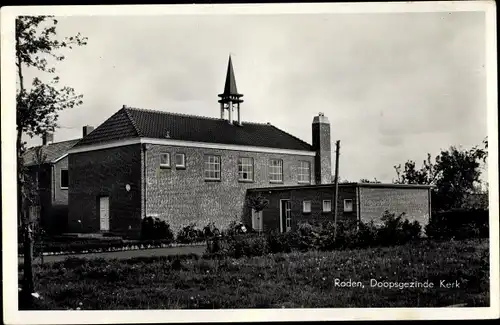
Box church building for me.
[67,56,332,236]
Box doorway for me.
[279,199,291,233]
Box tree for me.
[16,16,87,308]
[246,195,270,213]
[359,178,381,183]
[393,138,488,211]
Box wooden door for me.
[99,196,110,232]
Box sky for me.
[21,11,488,183]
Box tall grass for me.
[20,238,489,310]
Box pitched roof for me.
[75,107,313,151]
[23,139,81,166]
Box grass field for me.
[20,238,489,309]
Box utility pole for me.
[333,140,340,241]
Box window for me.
[204,155,221,180]
[238,157,254,181]
[175,153,186,168]
[344,199,353,212]
[298,161,311,183]
[60,169,69,189]
[269,159,283,183]
[323,200,332,212]
[303,200,312,213]
[160,153,170,168]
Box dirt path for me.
[19,245,206,265]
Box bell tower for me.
[218,55,244,125]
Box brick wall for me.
[68,144,142,234]
[143,144,316,233]
[359,186,430,226]
[312,121,332,184]
[249,185,358,232]
[52,156,69,206]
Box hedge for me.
[425,208,489,239]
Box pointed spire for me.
[218,55,243,102]
[224,55,239,95]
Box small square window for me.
[303,200,311,213]
[344,199,353,212]
[175,153,186,168]
[160,153,170,168]
[323,200,332,212]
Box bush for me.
[266,230,297,254]
[425,209,488,240]
[355,220,379,248]
[176,223,204,244]
[140,217,174,242]
[203,222,220,238]
[223,220,249,237]
[377,211,421,246]
[226,234,269,258]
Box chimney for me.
[83,125,95,137]
[42,132,54,145]
[312,112,332,184]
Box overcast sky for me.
[22,11,488,183]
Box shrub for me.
[401,219,422,241]
[140,217,174,242]
[226,234,269,258]
[266,230,297,254]
[376,211,421,246]
[203,222,220,238]
[176,223,204,244]
[355,220,379,248]
[425,209,488,240]
[295,222,320,251]
[223,220,249,237]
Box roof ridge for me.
[122,107,143,137]
[124,106,269,125]
[26,138,81,150]
[269,124,312,148]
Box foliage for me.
[16,16,87,142]
[393,139,488,211]
[223,220,248,237]
[22,238,489,309]
[246,195,269,212]
[266,230,297,254]
[377,210,422,246]
[18,238,179,256]
[140,217,174,242]
[203,222,221,238]
[425,209,489,240]
[176,223,204,244]
[359,178,381,183]
[225,235,269,258]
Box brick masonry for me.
[248,185,358,232]
[25,157,73,234]
[68,144,142,235]
[312,119,332,185]
[247,184,432,232]
[143,143,316,233]
[358,186,430,226]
